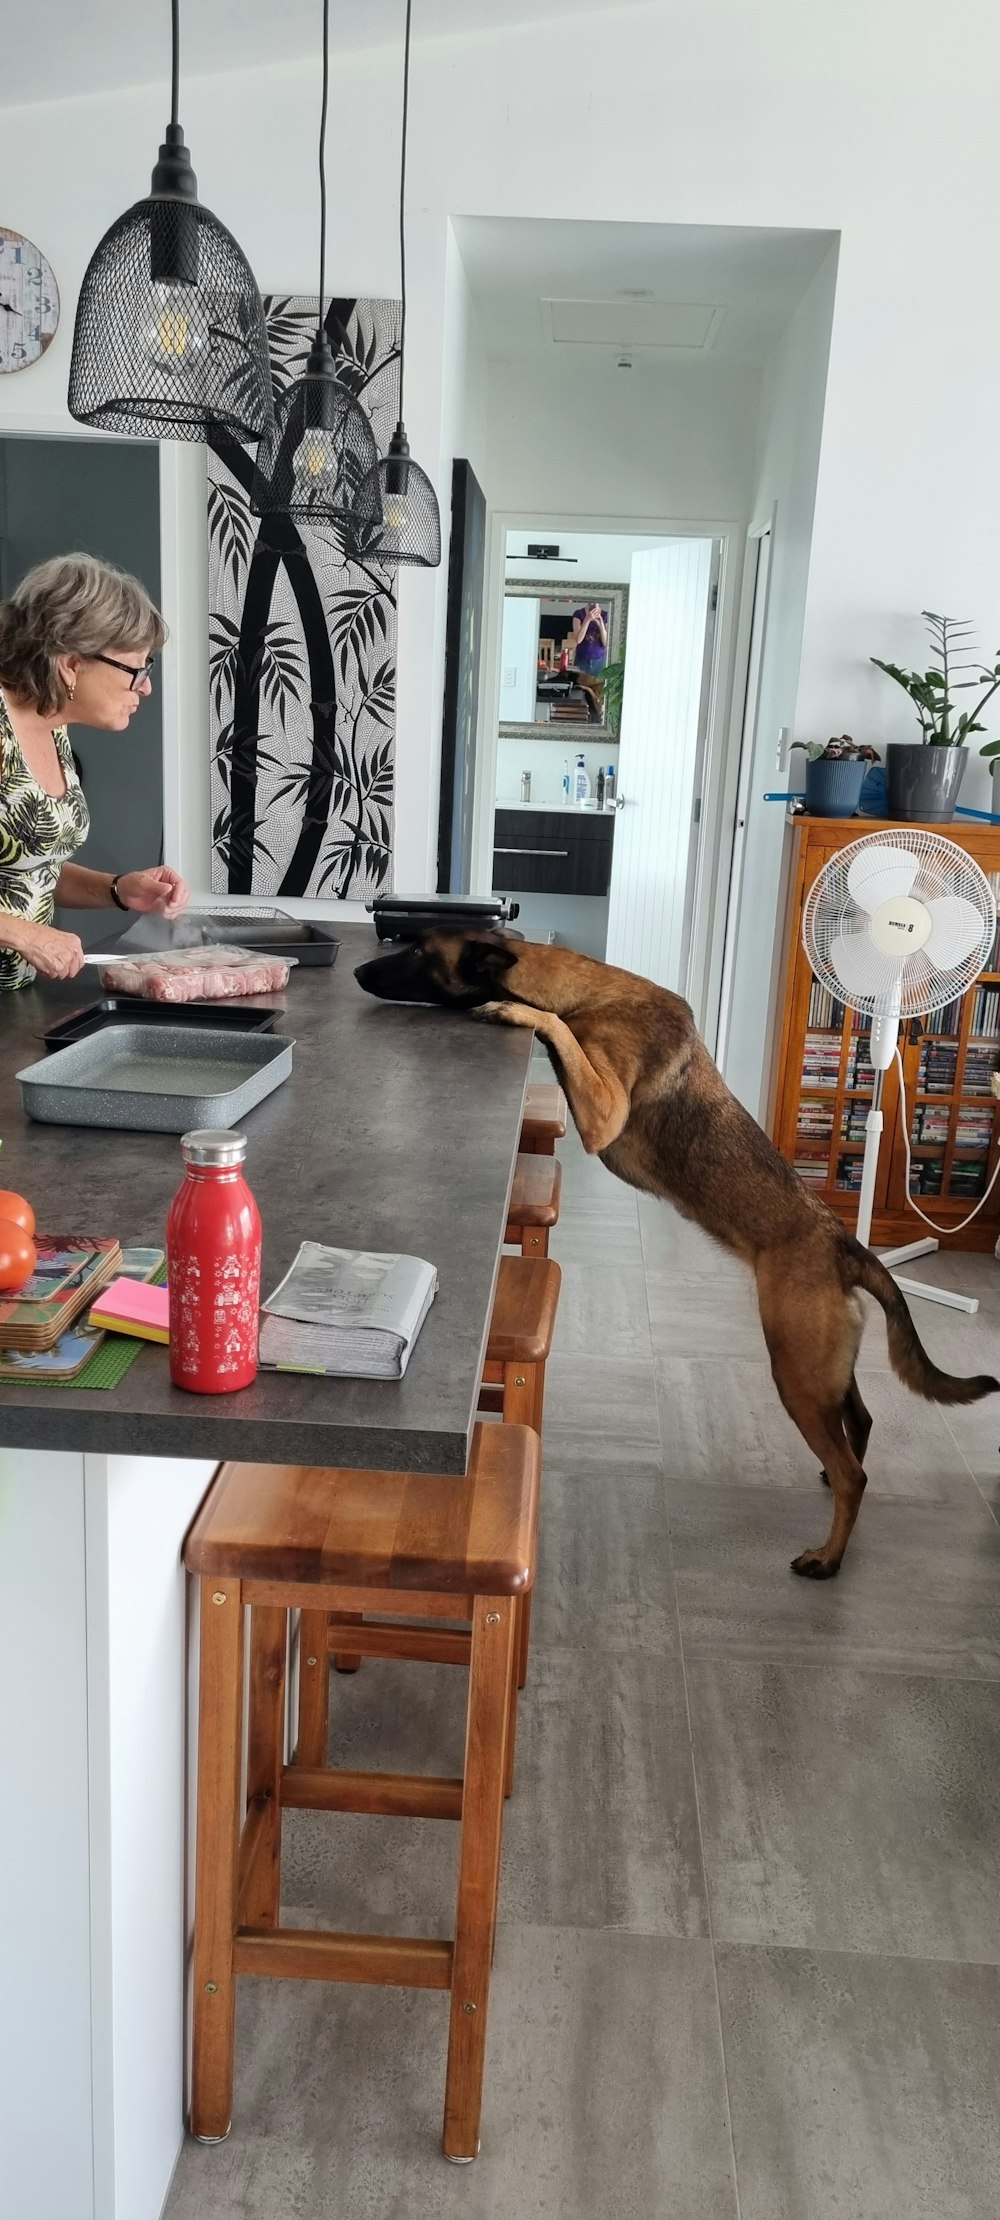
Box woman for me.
[0,553,188,990]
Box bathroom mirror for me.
[498,577,628,741]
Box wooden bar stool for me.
[333,1256,560,1712]
[185,1423,540,2164]
[504,1150,562,1257]
[519,1080,568,1155]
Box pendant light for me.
[250,0,381,526]
[345,0,442,568]
[68,0,273,443]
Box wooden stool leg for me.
[516,1591,533,1691]
[296,1609,331,1767]
[520,1226,550,1257]
[331,1610,363,1674]
[242,1605,287,1928]
[501,1361,537,1429]
[443,1594,516,2162]
[190,1577,245,2143]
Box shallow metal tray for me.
[41,998,278,1050]
[17,1025,295,1134]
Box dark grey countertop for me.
[0,924,532,1471]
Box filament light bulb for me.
[292,428,338,497]
[145,284,207,375]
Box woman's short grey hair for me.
[0,552,167,715]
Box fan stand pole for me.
[855,1078,979,1317]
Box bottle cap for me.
[180,1129,247,1168]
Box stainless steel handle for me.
[494,847,569,858]
[614,795,629,810]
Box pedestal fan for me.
[802,828,999,1315]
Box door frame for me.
[471,506,744,1032]
[705,506,777,1063]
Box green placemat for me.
[53,1265,168,1391]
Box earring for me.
[66,680,76,701]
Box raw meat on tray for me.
[98,945,295,1001]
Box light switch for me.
[503,667,517,689]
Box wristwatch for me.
[109,875,129,911]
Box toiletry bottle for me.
[167,1129,261,1393]
[562,759,571,802]
[604,763,616,805]
[574,752,591,803]
[520,770,531,803]
[596,765,606,810]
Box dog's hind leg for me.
[757,1261,867,1575]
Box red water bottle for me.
[166,1129,262,1393]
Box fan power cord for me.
[894,1047,1000,1235]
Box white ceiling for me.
[453,217,837,363]
[0,0,620,107]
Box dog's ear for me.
[457,933,519,993]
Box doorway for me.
[0,433,162,947]
[474,519,728,997]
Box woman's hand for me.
[114,866,189,917]
[11,921,86,979]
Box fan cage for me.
[68,197,274,443]
[345,451,442,569]
[250,368,382,525]
[802,828,997,1020]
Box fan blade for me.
[846,844,919,911]
[829,929,906,1004]
[922,894,987,974]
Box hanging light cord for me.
[317,0,330,330]
[397,0,412,420]
[170,0,180,128]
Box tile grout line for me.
[640,1201,745,2220]
[937,1402,1000,1531]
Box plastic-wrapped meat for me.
[99,945,294,1001]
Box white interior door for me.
[714,524,772,1070]
[605,538,714,989]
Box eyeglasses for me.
[90,652,157,692]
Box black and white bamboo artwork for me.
[208,295,399,897]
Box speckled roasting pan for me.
[16,1025,295,1133]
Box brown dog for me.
[356,933,999,1577]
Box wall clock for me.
[0,228,59,374]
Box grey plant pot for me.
[885,743,968,823]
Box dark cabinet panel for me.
[492,809,614,896]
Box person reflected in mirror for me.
[571,602,609,723]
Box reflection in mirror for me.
[498,578,628,740]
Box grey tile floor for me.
[165,1120,1000,2220]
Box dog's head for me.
[354,930,521,1010]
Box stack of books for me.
[0,1236,122,1354]
[802,1033,843,1089]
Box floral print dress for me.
[0,689,89,991]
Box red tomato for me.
[0,1190,35,1239]
[0,1218,37,1291]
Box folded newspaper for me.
[259,1243,438,1379]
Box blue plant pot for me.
[805,757,867,818]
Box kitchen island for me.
[1,925,533,2220]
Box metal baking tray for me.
[41,998,278,1050]
[17,1025,295,1134]
[197,915,340,966]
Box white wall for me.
[487,352,762,524]
[723,244,839,1112]
[4,0,1000,981]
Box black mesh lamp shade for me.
[250,332,381,525]
[347,424,442,567]
[344,0,441,569]
[68,0,273,445]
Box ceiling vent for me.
[541,298,723,351]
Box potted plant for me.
[871,611,1000,822]
[979,734,1000,819]
[790,735,878,818]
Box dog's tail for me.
[843,1235,999,1405]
